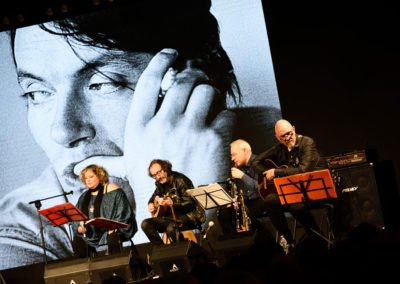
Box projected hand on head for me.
[74,48,235,192]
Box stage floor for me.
[2,224,399,284]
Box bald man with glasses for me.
[252,119,328,244]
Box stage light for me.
[2,17,10,26]
[16,14,24,23]
[92,0,100,6]
[45,8,54,17]
[60,4,68,13]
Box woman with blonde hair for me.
[72,165,136,257]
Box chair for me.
[163,230,198,244]
[162,221,202,244]
[290,202,335,248]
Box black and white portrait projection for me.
[0,0,281,269]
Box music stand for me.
[29,191,74,264]
[187,183,232,253]
[187,183,233,210]
[38,202,88,226]
[274,169,337,245]
[273,169,337,205]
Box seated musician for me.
[251,119,328,239]
[218,139,295,248]
[72,165,137,257]
[141,159,206,245]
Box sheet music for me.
[187,183,233,209]
[85,217,128,230]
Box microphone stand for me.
[200,222,217,262]
[28,191,74,265]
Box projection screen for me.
[0,0,281,269]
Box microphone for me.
[62,190,73,203]
[203,221,215,240]
[80,221,86,238]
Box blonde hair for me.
[79,164,109,185]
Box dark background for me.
[262,1,400,189]
[262,0,400,228]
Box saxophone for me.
[229,178,251,232]
[229,178,241,232]
[238,188,251,231]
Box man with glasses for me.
[141,159,205,245]
[252,119,328,244]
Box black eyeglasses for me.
[151,169,163,178]
[278,130,294,141]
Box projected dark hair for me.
[12,0,241,109]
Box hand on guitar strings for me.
[156,195,173,206]
[263,168,276,180]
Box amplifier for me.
[325,150,368,168]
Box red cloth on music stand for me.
[273,169,337,205]
[38,202,88,226]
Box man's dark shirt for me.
[148,171,205,227]
[252,134,327,177]
[237,154,259,201]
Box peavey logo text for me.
[169,263,179,272]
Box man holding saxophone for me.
[217,139,295,248]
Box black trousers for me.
[72,230,124,258]
[218,194,318,244]
[289,200,321,234]
[141,216,194,245]
[218,194,293,241]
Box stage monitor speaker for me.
[44,250,135,284]
[331,163,385,235]
[44,258,91,284]
[212,229,257,267]
[89,252,134,283]
[150,240,208,277]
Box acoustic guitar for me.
[151,195,176,219]
[257,159,290,199]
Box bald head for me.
[231,139,252,151]
[275,119,296,149]
[230,139,252,167]
[275,119,293,134]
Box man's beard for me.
[285,140,295,150]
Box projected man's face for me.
[13,25,153,192]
